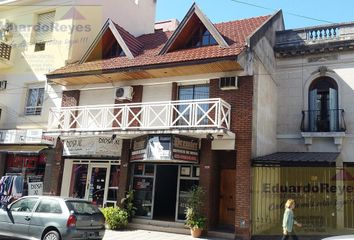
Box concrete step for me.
[129,218,190,235]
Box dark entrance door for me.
[219,169,236,226]
[153,165,178,221]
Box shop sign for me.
[131,135,199,163]
[28,176,43,196]
[0,129,56,145]
[172,135,199,162]
[63,136,122,157]
[252,167,354,235]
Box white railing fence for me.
[48,98,231,132]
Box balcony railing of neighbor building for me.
[48,98,231,132]
[301,109,346,132]
[0,41,11,61]
[275,22,354,56]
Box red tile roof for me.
[48,15,271,77]
[113,23,143,57]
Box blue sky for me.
[156,0,354,29]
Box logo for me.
[60,7,86,20]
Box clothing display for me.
[0,175,24,205]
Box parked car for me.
[0,196,105,240]
[322,236,354,240]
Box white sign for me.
[0,129,57,145]
[28,182,43,196]
[63,136,122,157]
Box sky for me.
[156,0,354,29]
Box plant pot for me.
[190,228,202,238]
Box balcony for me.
[275,22,354,56]
[0,40,12,68]
[48,98,231,134]
[300,109,346,147]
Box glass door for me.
[85,165,110,208]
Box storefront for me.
[60,136,122,208]
[251,152,354,237]
[0,129,57,204]
[130,134,200,221]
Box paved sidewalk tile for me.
[103,229,226,240]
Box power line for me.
[229,0,334,24]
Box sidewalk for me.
[103,229,226,240]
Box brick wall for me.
[117,139,132,205]
[43,140,64,195]
[210,76,254,239]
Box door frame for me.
[85,164,111,207]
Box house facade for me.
[0,0,156,200]
[252,22,354,237]
[45,4,284,239]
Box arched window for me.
[308,77,338,132]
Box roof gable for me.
[159,3,229,55]
[80,19,143,63]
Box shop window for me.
[107,165,120,206]
[132,164,154,218]
[308,77,339,132]
[25,87,45,116]
[69,165,88,199]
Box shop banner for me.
[28,176,43,196]
[172,135,199,162]
[63,136,122,157]
[131,135,199,163]
[0,129,57,145]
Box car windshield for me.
[66,201,101,215]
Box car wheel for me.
[42,230,60,240]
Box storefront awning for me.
[252,152,339,166]
[0,145,48,154]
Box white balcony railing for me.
[48,98,231,132]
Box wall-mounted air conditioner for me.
[219,77,238,90]
[115,86,133,101]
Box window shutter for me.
[35,11,55,43]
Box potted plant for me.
[185,186,206,238]
[121,189,136,222]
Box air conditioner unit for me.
[115,86,133,101]
[219,76,238,90]
[0,81,7,90]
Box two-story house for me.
[45,3,284,239]
[0,0,156,199]
[252,22,354,238]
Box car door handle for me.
[24,216,31,221]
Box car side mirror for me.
[1,204,9,211]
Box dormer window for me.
[186,26,217,48]
[103,42,126,59]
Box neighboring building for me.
[46,3,284,239]
[0,0,156,199]
[252,22,354,238]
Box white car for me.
[322,236,354,240]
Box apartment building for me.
[0,0,156,198]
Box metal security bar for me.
[48,98,231,132]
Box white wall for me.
[252,57,277,157]
[275,51,354,161]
